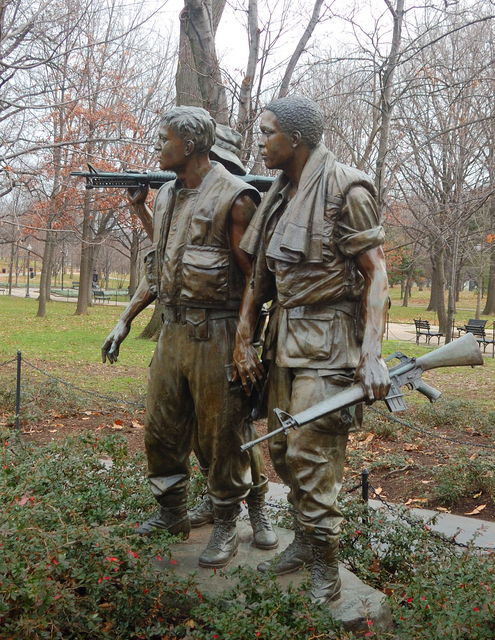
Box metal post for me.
[361,468,369,503]
[14,351,21,430]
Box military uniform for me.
[241,145,384,539]
[144,162,260,510]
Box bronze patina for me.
[102,106,277,567]
[233,95,391,604]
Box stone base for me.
[155,521,393,633]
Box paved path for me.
[265,482,495,551]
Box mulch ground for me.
[8,402,494,524]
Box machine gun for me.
[70,163,274,193]
[241,332,483,451]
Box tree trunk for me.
[483,197,495,314]
[75,191,92,315]
[183,0,229,124]
[37,229,55,317]
[139,304,162,341]
[128,228,140,297]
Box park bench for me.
[414,319,443,345]
[456,318,486,338]
[0,285,6,294]
[72,281,79,289]
[464,323,495,358]
[93,289,110,303]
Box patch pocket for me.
[143,246,158,295]
[189,215,211,245]
[181,246,229,304]
[285,308,336,360]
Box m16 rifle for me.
[241,332,483,451]
[70,163,274,193]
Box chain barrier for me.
[370,406,495,452]
[21,357,145,408]
[368,482,494,552]
[0,358,16,368]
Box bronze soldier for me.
[102,106,277,567]
[234,96,390,603]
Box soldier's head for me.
[259,96,324,172]
[156,106,216,171]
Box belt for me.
[162,306,239,324]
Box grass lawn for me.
[0,296,154,395]
[388,285,495,327]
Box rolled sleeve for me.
[336,185,384,257]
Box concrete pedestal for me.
[156,521,393,633]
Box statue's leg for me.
[285,369,357,603]
[137,323,194,537]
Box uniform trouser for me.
[145,316,252,509]
[267,366,362,541]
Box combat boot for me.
[309,537,342,604]
[198,504,240,568]
[189,494,214,527]
[136,505,190,538]
[246,492,279,550]
[257,517,312,575]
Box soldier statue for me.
[234,95,390,603]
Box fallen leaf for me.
[472,491,482,499]
[436,507,451,513]
[405,497,428,505]
[112,421,124,430]
[184,619,196,629]
[404,444,419,451]
[81,417,90,421]
[469,453,478,460]
[131,420,143,429]
[465,504,486,516]
[48,430,58,433]
[83,411,93,416]
[374,487,383,495]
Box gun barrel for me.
[70,168,275,193]
[285,384,365,429]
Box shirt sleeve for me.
[335,185,384,257]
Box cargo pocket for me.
[143,246,158,295]
[181,246,229,304]
[185,308,209,341]
[285,307,336,360]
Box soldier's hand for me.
[233,341,265,395]
[127,185,149,206]
[354,353,390,402]
[101,321,131,364]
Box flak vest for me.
[144,162,259,311]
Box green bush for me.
[430,453,495,508]
[2,429,494,639]
[415,398,495,437]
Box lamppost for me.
[25,244,32,298]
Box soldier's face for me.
[259,110,295,171]
[155,124,188,171]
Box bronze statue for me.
[102,106,277,567]
[233,95,390,604]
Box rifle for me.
[241,332,483,451]
[70,163,274,193]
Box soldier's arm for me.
[127,185,153,239]
[230,193,265,393]
[354,245,390,401]
[101,274,156,364]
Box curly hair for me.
[264,96,323,148]
[161,106,216,154]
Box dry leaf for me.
[404,444,419,451]
[184,619,196,629]
[81,417,90,421]
[131,420,144,429]
[48,430,57,433]
[464,504,486,516]
[436,507,451,513]
[405,497,428,505]
[469,453,478,461]
[472,491,482,499]
[112,422,124,430]
[83,411,93,416]
[374,487,383,495]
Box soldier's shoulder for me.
[334,162,376,198]
[212,163,260,202]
